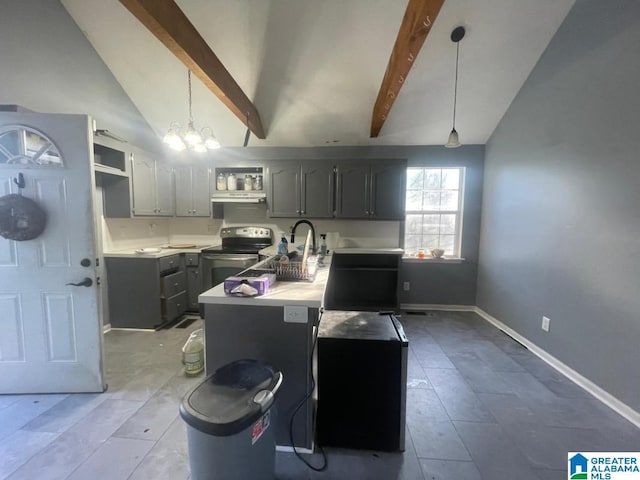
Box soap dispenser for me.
[320,234,327,256]
[277,232,289,256]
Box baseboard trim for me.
[107,327,156,332]
[474,307,640,429]
[400,303,476,312]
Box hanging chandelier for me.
[163,70,221,152]
[445,26,465,148]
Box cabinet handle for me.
[365,210,369,215]
[174,282,179,287]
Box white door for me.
[0,112,104,393]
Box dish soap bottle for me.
[277,233,289,256]
[320,234,327,256]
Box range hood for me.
[211,191,266,203]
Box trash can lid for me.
[180,359,283,436]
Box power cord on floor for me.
[289,308,328,472]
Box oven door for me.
[201,253,260,292]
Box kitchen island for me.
[198,258,331,451]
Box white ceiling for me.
[61,0,575,148]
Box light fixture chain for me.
[188,70,193,122]
[452,41,459,129]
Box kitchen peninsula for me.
[198,257,331,450]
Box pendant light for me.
[445,26,465,148]
[163,70,221,152]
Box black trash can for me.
[180,359,283,480]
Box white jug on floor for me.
[182,329,204,376]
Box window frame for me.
[403,166,466,258]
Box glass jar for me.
[216,173,226,191]
[418,249,426,259]
[254,175,263,190]
[226,173,237,190]
[244,174,253,191]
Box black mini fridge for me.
[317,311,408,452]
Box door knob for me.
[66,277,93,287]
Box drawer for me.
[164,291,188,321]
[159,254,181,273]
[161,270,186,298]
[185,253,199,266]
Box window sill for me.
[402,256,464,264]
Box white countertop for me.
[103,245,215,258]
[199,257,331,308]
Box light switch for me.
[284,305,308,324]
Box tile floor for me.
[1,311,638,479]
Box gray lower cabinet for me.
[335,160,406,220]
[267,160,333,218]
[325,252,402,311]
[131,149,175,216]
[175,165,211,217]
[106,254,187,329]
[185,253,201,311]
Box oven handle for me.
[201,255,259,262]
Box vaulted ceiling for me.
[61,0,575,148]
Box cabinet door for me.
[301,161,334,218]
[174,165,193,216]
[131,152,157,216]
[370,162,407,220]
[267,161,300,217]
[155,161,175,216]
[191,164,211,216]
[186,266,201,310]
[335,163,370,219]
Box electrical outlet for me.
[541,316,550,332]
[403,281,410,291]
[284,305,308,324]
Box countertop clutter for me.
[199,256,332,308]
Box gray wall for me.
[199,144,485,306]
[0,0,159,151]
[477,0,640,410]
[400,146,484,306]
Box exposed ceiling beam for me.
[370,0,445,138]
[119,0,266,139]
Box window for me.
[404,167,465,257]
[0,125,63,166]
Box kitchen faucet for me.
[290,220,317,254]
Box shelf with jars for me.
[211,167,266,203]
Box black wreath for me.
[0,194,47,241]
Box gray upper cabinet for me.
[175,164,211,217]
[93,136,132,218]
[335,163,369,219]
[370,162,406,220]
[267,160,333,218]
[155,162,175,215]
[131,150,175,216]
[301,161,334,218]
[267,161,300,217]
[335,160,406,220]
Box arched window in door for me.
[0,125,63,166]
